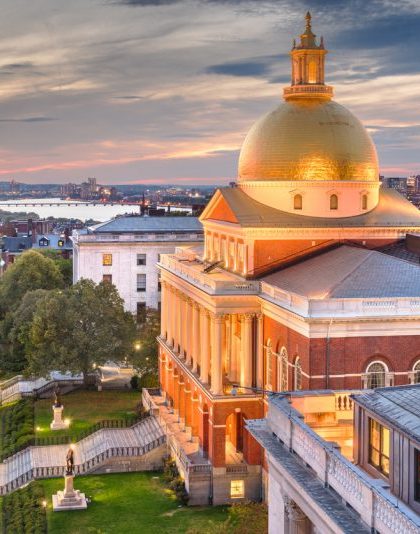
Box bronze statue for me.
[66,447,74,476]
[53,386,62,408]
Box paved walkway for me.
[0,416,165,494]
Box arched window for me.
[294,357,302,391]
[366,361,387,389]
[308,60,317,84]
[294,194,303,210]
[362,194,368,210]
[413,361,420,384]
[278,347,288,391]
[266,340,272,388]
[330,194,338,210]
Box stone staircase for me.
[0,416,166,495]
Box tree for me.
[0,250,64,314]
[0,289,51,373]
[26,279,137,384]
[38,249,73,287]
[129,307,160,387]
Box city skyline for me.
[0,0,419,184]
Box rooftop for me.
[262,245,420,299]
[212,187,420,228]
[90,216,203,234]
[352,385,420,444]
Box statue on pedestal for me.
[66,447,74,476]
[53,386,62,407]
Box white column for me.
[160,281,167,339]
[225,315,231,377]
[192,302,200,373]
[211,314,223,395]
[240,314,254,388]
[200,308,210,384]
[243,244,248,275]
[256,313,264,388]
[185,298,192,365]
[166,285,173,347]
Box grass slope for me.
[41,473,229,534]
[34,390,140,439]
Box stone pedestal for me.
[50,405,68,430]
[52,475,87,511]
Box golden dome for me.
[238,99,379,182]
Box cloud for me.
[205,61,270,77]
[0,116,58,123]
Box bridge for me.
[0,201,142,208]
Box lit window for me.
[137,274,146,292]
[362,194,368,210]
[102,274,112,284]
[415,450,420,502]
[230,480,244,499]
[103,254,112,266]
[330,194,338,210]
[413,361,420,384]
[266,340,272,388]
[294,357,302,391]
[137,253,146,266]
[369,418,390,476]
[366,362,387,389]
[294,194,303,210]
[308,60,317,83]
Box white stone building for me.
[72,216,203,314]
[248,388,420,534]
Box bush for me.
[2,481,47,534]
[162,456,189,505]
[130,374,139,390]
[0,399,35,459]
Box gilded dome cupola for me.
[237,13,380,218]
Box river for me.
[0,198,190,222]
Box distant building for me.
[248,387,420,533]
[72,216,203,315]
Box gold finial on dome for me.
[284,12,333,101]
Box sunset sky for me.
[0,0,418,184]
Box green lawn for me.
[34,390,140,440]
[41,473,229,534]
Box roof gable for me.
[200,189,239,224]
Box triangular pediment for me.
[200,189,239,224]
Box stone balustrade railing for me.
[267,396,420,534]
[0,418,166,495]
[0,374,83,405]
[75,233,203,243]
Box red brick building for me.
[145,13,420,504]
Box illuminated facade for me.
[148,13,420,505]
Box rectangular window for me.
[103,253,112,266]
[415,450,420,502]
[158,275,161,292]
[102,274,112,284]
[137,253,146,266]
[137,274,146,292]
[230,480,244,499]
[369,418,390,476]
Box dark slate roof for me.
[215,187,420,228]
[247,419,370,533]
[352,385,420,444]
[3,236,32,252]
[262,245,420,298]
[90,216,203,234]
[378,241,420,265]
[32,234,73,251]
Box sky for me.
[0,0,419,185]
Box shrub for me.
[2,481,47,534]
[130,374,140,390]
[0,399,35,459]
[162,456,189,505]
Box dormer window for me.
[38,237,49,247]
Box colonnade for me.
[204,230,248,273]
[160,281,264,395]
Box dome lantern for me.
[285,12,333,101]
